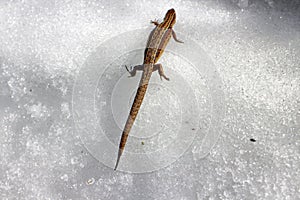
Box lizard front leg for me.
[125,65,144,77]
[153,64,169,81]
[172,30,184,43]
[151,20,159,26]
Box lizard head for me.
[162,8,176,28]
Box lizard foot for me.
[151,19,159,26]
[125,65,134,77]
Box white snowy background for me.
[0,0,299,199]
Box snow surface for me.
[0,0,300,199]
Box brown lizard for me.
[114,8,183,170]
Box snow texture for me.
[0,0,299,199]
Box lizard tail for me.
[114,148,123,170]
[114,70,152,170]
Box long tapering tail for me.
[114,149,123,170]
[114,68,152,170]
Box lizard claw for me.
[125,65,135,77]
[125,65,131,72]
[151,19,159,26]
[160,75,170,81]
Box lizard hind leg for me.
[125,64,144,77]
[153,64,170,81]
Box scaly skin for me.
[114,8,183,170]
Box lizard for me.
[114,8,183,170]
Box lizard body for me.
[114,8,183,170]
